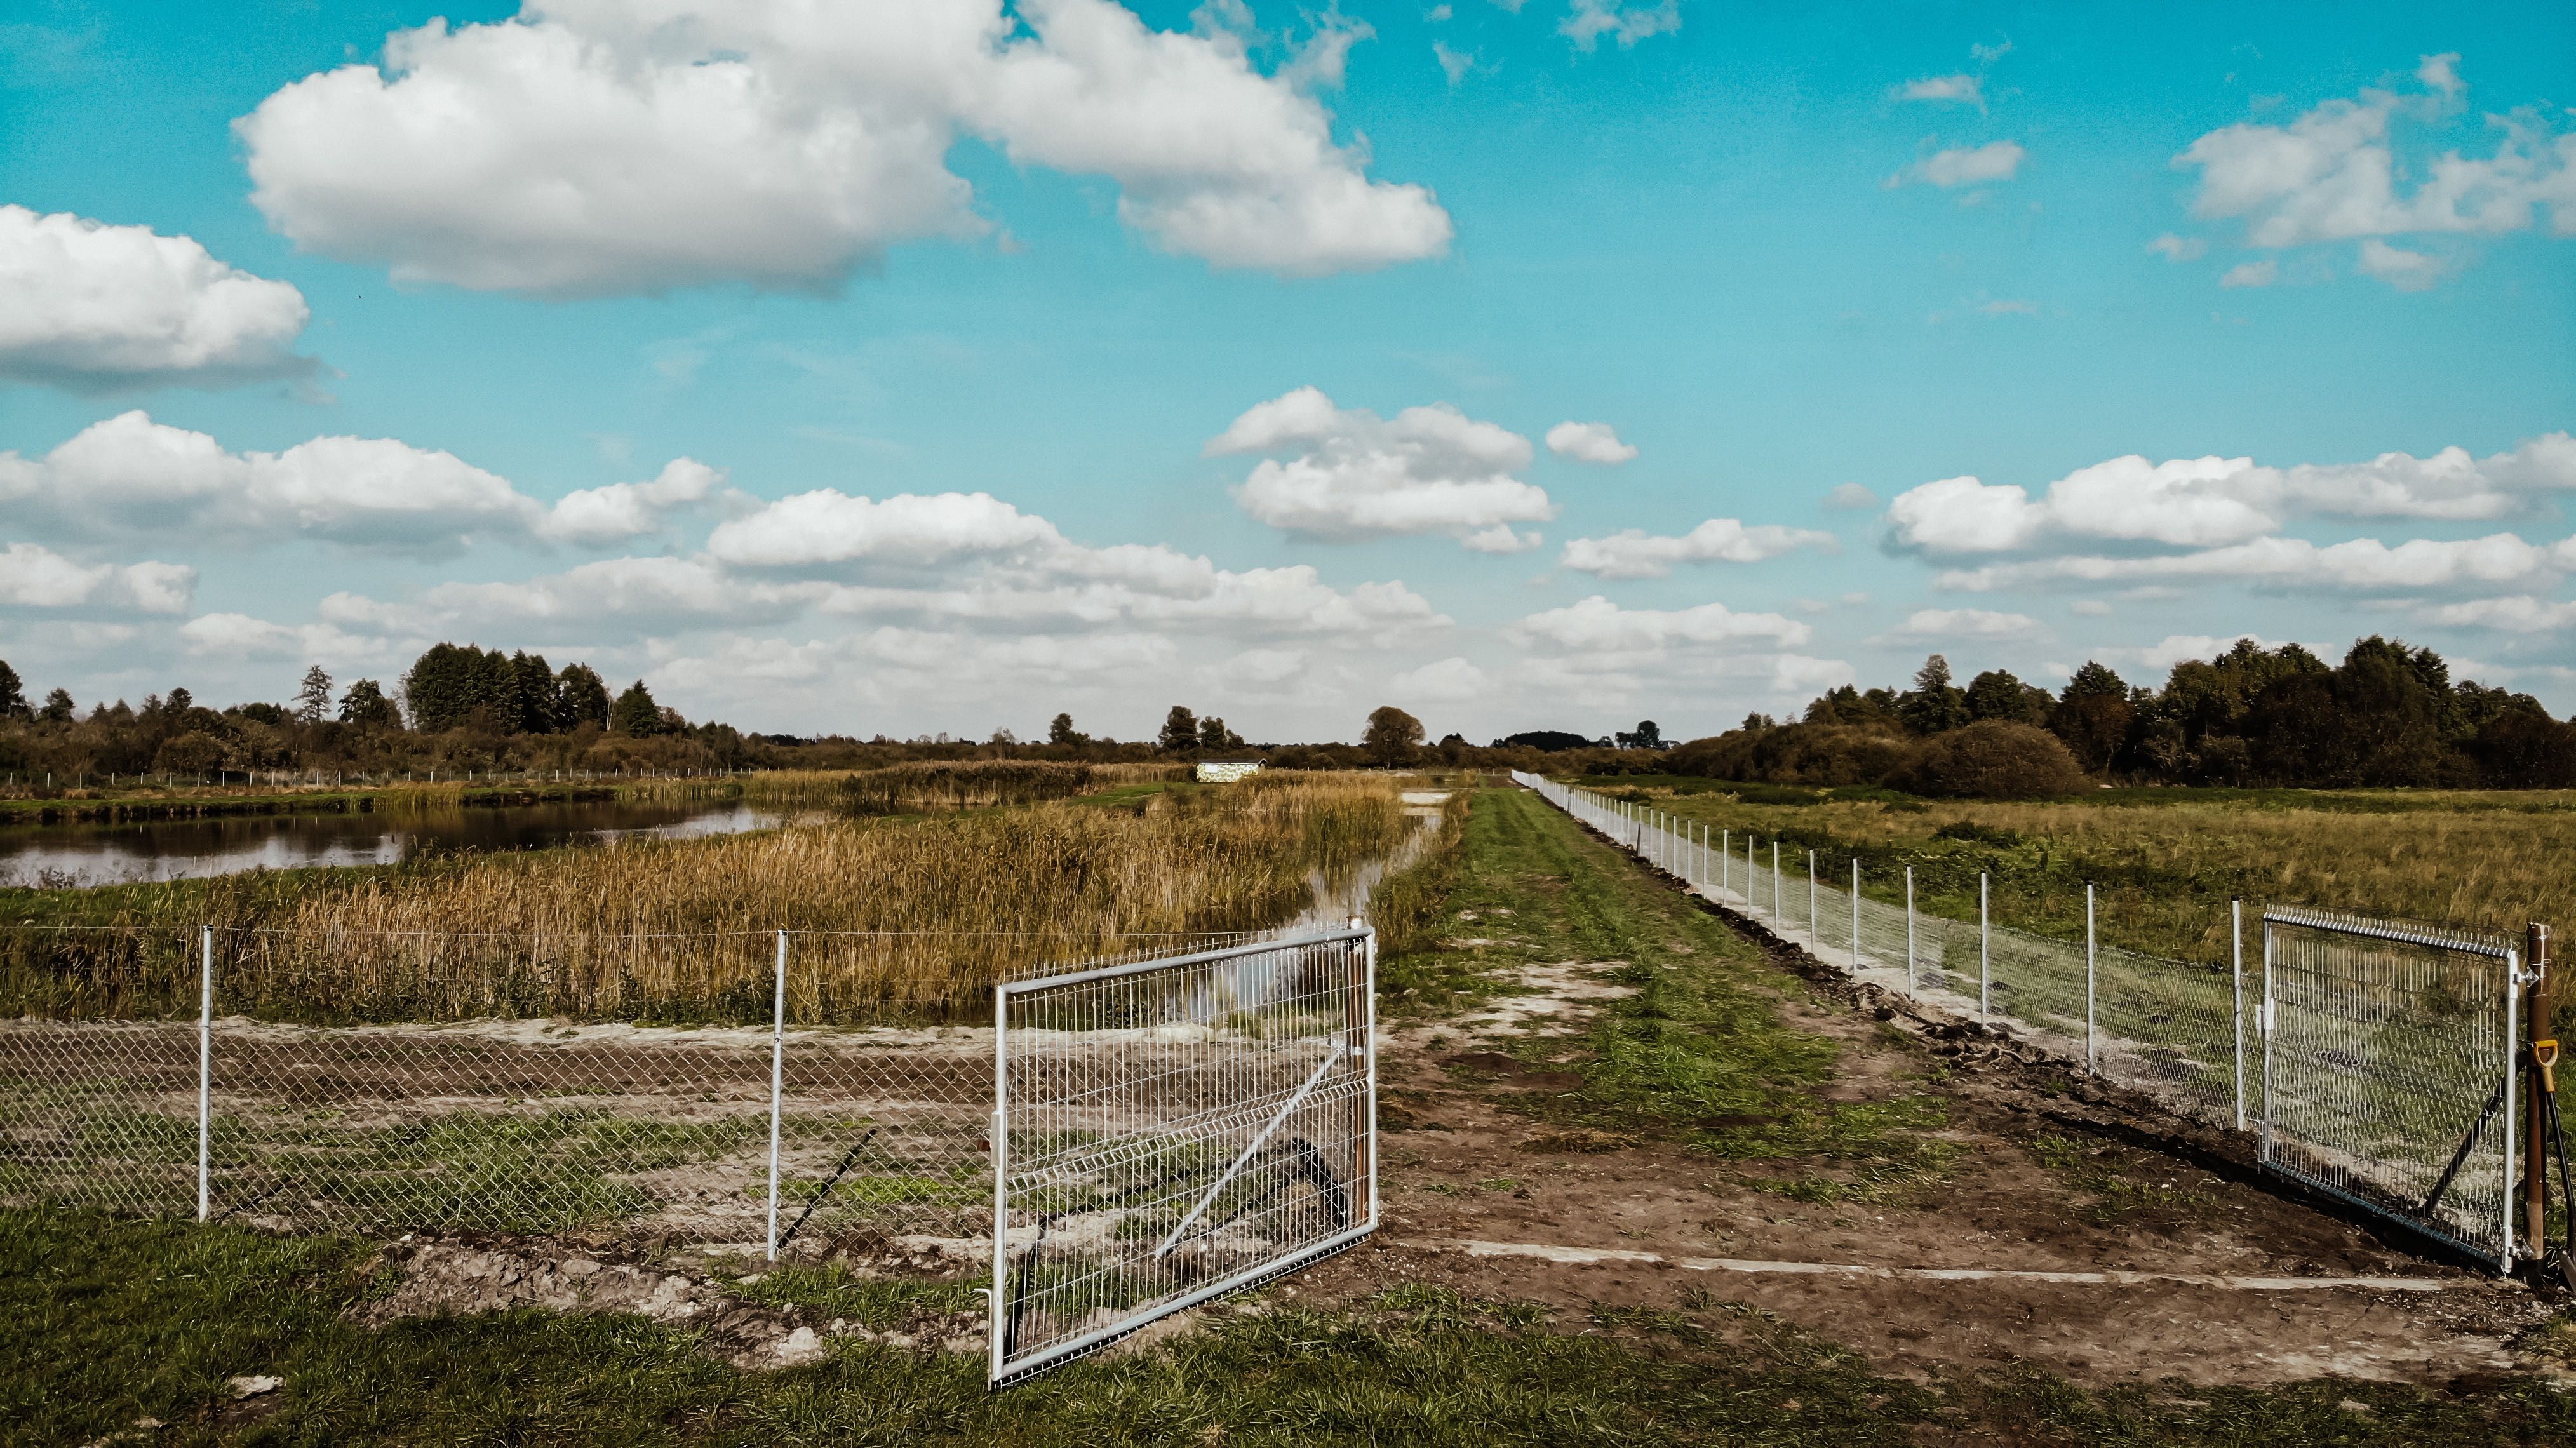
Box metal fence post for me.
[765,928,787,1260]
[1851,859,1861,972]
[2260,915,2276,1164]
[1771,841,1781,922]
[1363,922,1380,1231]
[1978,873,1990,1024]
[1747,834,1755,916]
[2084,883,2097,1074]
[197,925,212,1224]
[2231,898,2244,1132]
[1904,867,1915,989]
[2526,924,2553,1260]
[1807,850,1816,941]
[1722,830,1730,896]
[989,973,1011,1383]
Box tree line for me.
[1637,635,2576,793]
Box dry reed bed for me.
[2,773,1406,1024]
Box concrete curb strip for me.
[1393,1238,2513,1293]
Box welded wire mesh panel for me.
[993,928,1374,1386]
[2096,943,2237,1126]
[1986,921,2090,1040]
[2263,907,2514,1267]
[205,928,782,1237]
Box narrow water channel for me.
[0,798,777,888]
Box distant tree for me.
[0,659,23,719]
[1047,712,1090,746]
[556,664,612,730]
[1494,730,1593,752]
[39,688,74,724]
[611,680,664,737]
[293,664,333,725]
[1964,669,2044,725]
[165,687,194,715]
[989,727,1020,746]
[1158,706,1199,753]
[1197,714,1245,751]
[2469,709,2576,789]
[1898,655,1969,734]
[337,679,402,730]
[1616,720,1670,749]
[511,652,560,733]
[1362,705,1425,767]
[403,643,520,733]
[2051,660,2133,774]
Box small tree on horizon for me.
[1158,706,1199,753]
[294,664,334,725]
[612,680,664,737]
[1362,705,1424,767]
[337,679,401,730]
[1048,712,1089,746]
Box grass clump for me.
[835,761,1099,815]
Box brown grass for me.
[1,772,1410,1024]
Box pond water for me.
[0,798,779,888]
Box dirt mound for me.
[351,1233,983,1369]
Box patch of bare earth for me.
[349,1230,983,1369]
[1305,924,2554,1391]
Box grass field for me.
[0,771,1410,1021]
[1576,775,2576,981]
[11,786,2576,1444]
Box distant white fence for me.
[1512,771,2528,1271]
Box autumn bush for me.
[1902,721,2090,800]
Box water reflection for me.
[0,799,778,888]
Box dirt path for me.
[1299,884,2557,1392]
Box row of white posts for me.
[1513,773,2268,1130]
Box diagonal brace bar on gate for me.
[1155,1043,1344,1259]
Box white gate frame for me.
[988,925,1378,1386]
[2259,905,2521,1271]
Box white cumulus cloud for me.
[1390,655,1487,702]
[1895,73,1983,109]
[1210,385,1555,551]
[0,541,194,613]
[1559,0,1681,51]
[2357,237,2445,290]
[1874,607,2041,642]
[2174,55,2576,258]
[235,0,1451,295]
[1544,420,1637,464]
[1886,434,2576,555]
[1890,140,2025,189]
[1559,519,1837,579]
[0,206,311,389]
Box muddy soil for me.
[1297,892,2558,1391]
[349,1229,984,1369]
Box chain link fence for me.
[1514,772,2526,1270]
[1,924,1281,1257]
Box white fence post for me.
[2231,897,2244,1132]
[1978,873,1990,1024]
[765,928,787,1260]
[1806,850,1816,941]
[2260,914,2276,1163]
[1721,831,1730,897]
[197,925,212,1224]
[1850,859,1861,972]
[2084,883,2097,1074]
[1771,841,1781,921]
[1904,868,1915,989]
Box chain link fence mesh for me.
[1515,772,2523,1268]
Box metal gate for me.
[989,927,1378,1386]
[2261,906,2521,1268]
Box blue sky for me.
[2,0,2570,742]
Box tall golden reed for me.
[2,772,1408,1024]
